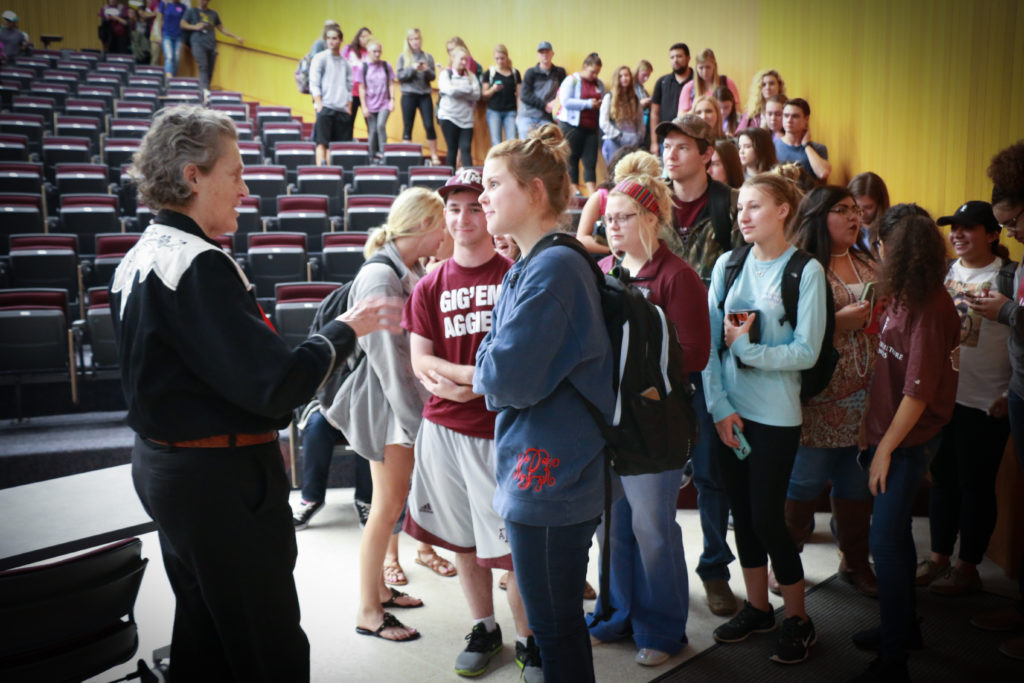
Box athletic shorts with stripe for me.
[404,419,513,570]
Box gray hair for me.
[130,105,237,211]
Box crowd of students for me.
[98,19,1024,683]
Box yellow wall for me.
[21,1,1024,254]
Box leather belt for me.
[148,431,279,448]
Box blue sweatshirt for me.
[474,242,614,526]
[702,245,827,427]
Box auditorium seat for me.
[295,165,344,217]
[113,99,154,119]
[28,81,69,110]
[238,139,264,167]
[246,231,310,298]
[321,231,369,283]
[212,103,248,123]
[6,234,81,304]
[0,193,46,250]
[408,165,454,191]
[0,161,44,195]
[234,121,254,141]
[108,118,151,140]
[0,113,45,157]
[345,165,400,198]
[0,537,148,681]
[11,96,56,123]
[0,287,78,408]
[41,69,78,88]
[0,66,35,90]
[76,85,116,115]
[0,133,30,162]
[55,115,103,156]
[382,143,425,183]
[261,121,303,156]
[53,194,121,254]
[102,138,141,183]
[91,233,141,287]
[232,195,263,253]
[63,97,106,120]
[274,141,316,183]
[41,137,93,184]
[122,87,160,109]
[328,141,371,182]
[255,105,292,133]
[208,91,243,104]
[242,165,288,217]
[85,71,122,89]
[344,194,394,232]
[271,194,333,251]
[273,281,340,349]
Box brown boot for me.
[832,497,878,597]
[784,498,818,551]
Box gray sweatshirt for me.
[310,50,353,112]
[998,263,1024,398]
[395,51,436,95]
[437,68,481,129]
[323,241,429,459]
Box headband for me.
[613,180,660,215]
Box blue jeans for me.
[600,131,643,165]
[787,445,871,501]
[589,469,689,653]
[162,35,183,76]
[691,373,734,581]
[507,517,600,683]
[866,438,937,661]
[301,411,373,509]
[1008,389,1024,612]
[516,114,549,139]
[486,108,517,146]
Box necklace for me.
[830,249,850,258]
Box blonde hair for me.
[365,36,382,52]
[745,69,786,120]
[694,48,719,98]
[486,123,571,219]
[611,151,674,261]
[449,47,468,69]
[364,187,444,259]
[742,172,802,233]
[402,28,422,66]
[491,43,513,71]
[692,94,724,140]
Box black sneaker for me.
[852,618,924,651]
[770,615,816,664]
[353,498,371,528]
[292,499,324,530]
[515,636,543,682]
[713,601,776,643]
[454,623,502,677]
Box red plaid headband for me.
[613,180,660,215]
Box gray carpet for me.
[654,574,1022,682]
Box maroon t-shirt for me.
[599,240,710,374]
[865,289,960,447]
[404,253,513,439]
[579,78,600,129]
[671,191,709,235]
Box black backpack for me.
[521,232,699,624]
[719,244,838,403]
[308,254,401,406]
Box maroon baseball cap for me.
[438,167,484,200]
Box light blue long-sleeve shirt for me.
[702,245,827,427]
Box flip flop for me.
[415,550,457,577]
[355,612,421,642]
[383,557,408,586]
[381,586,423,609]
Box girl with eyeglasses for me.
[586,151,709,668]
[851,205,959,681]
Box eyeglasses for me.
[999,206,1024,232]
[602,213,638,226]
[829,204,863,218]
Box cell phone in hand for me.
[732,423,751,460]
[861,282,883,334]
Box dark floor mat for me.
[653,574,1022,682]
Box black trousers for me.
[401,92,437,141]
[440,118,473,169]
[716,419,805,585]
[928,402,1011,564]
[559,121,599,184]
[132,436,309,682]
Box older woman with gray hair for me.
[110,105,401,681]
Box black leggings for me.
[928,402,1011,564]
[401,92,437,141]
[716,419,804,585]
[559,122,599,184]
[440,119,473,169]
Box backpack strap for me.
[707,180,736,253]
[780,249,813,330]
[717,244,752,311]
[997,259,1019,299]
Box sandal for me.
[383,557,408,586]
[415,549,458,577]
[355,612,421,642]
[381,586,423,609]
[430,155,442,167]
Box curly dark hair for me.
[791,185,872,267]
[877,204,948,312]
[988,140,1024,206]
